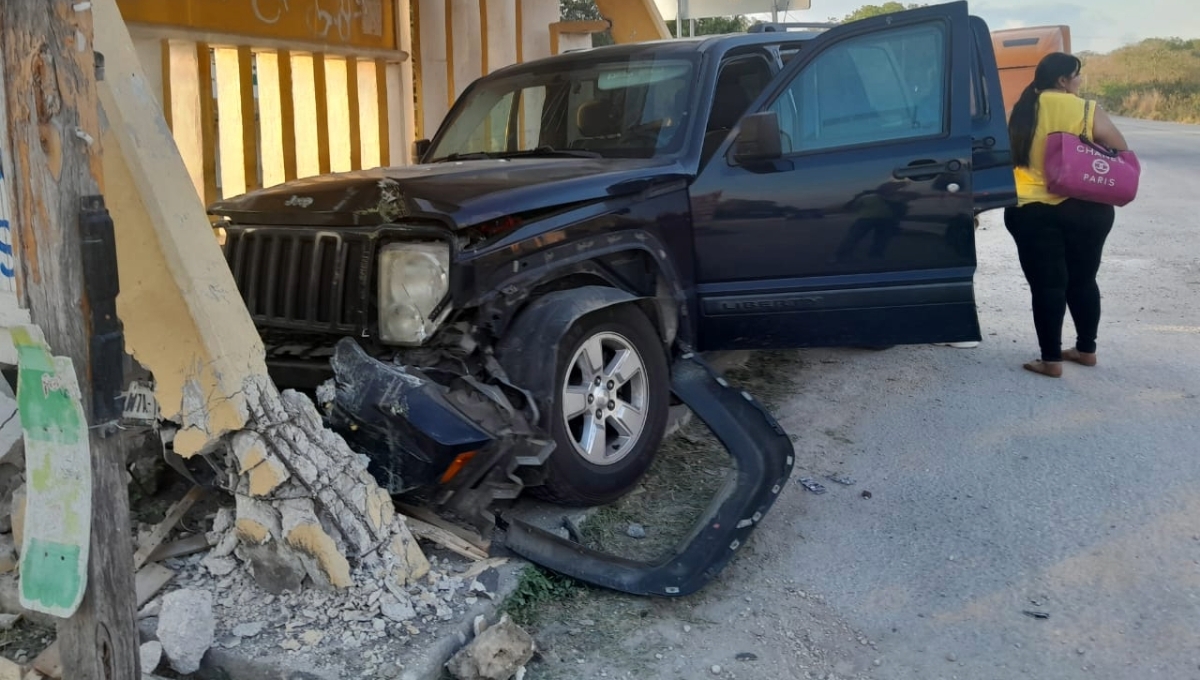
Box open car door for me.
[690,1,980,351]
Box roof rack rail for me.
[748,21,838,33]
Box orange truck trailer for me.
[991,25,1073,117]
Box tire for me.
[517,304,670,506]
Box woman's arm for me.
[1092,105,1129,151]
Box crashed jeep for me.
[209,2,1015,595]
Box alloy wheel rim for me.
[560,331,649,466]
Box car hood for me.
[207,157,688,229]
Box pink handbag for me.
[1043,100,1141,207]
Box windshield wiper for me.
[436,151,498,162]
[503,146,602,159]
[434,147,601,163]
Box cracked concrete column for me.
[92,0,427,592]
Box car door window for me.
[702,54,774,163]
[768,22,947,153]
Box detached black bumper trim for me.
[501,351,795,597]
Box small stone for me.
[302,629,325,646]
[232,621,266,638]
[203,554,239,577]
[281,639,302,651]
[946,653,958,662]
[711,664,722,675]
[683,624,692,633]
[139,641,163,676]
[157,589,215,675]
[1077,647,1086,655]
[626,523,647,539]
[374,618,387,632]
[137,599,162,619]
[446,616,535,680]
[873,659,882,667]
[0,613,20,631]
[383,600,417,623]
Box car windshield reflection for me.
[428,55,698,162]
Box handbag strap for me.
[1080,99,1095,144]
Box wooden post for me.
[0,3,140,679]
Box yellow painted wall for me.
[415,0,561,140]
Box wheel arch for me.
[477,243,686,350]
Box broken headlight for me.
[377,241,450,345]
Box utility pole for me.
[0,2,139,679]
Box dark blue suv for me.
[211,2,1015,531]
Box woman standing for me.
[1005,52,1130,378]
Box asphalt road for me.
[727,116,1200,679]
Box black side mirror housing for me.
[732,112,783,164]
[412,139,432,164]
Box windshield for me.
[427,53,699,161]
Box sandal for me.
[1062,348,1097,367]
[1023,360,1063,378]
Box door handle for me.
[893,159,962,180]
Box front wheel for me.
[519,305,670,506]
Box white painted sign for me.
[122,380,160,426]
[654,0,810,21]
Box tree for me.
[559,0,748,46]
[838,2,928,22]
[561,0,602,22]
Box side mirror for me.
[732,112,783,164]
[412,139,432,164]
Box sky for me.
[743,0,1200,53]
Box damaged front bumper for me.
[326,338,494,493]
[327,340,795,597]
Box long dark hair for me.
[1009,52,1082,167]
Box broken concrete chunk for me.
[201,554,238,577]
[238,541,306,594]
[211,507,235,536]
[446,615,536,680]
[232,621,265,638]
[0,613,20,631]
[157,588,215,674]
[233,430,290,497]
[389,528,431,586]
[140,640,163,676]
[381,598,417,623]
[138,598,162,619]
[280,497,353,589]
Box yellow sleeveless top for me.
[1014,91,1096,207]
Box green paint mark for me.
[10,328,54,372]
[13,331,83,447]
[21,539,83,610]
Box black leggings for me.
[1004,199,1115,361]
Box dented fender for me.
[500,351,795,597]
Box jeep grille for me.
[223,228,373,334]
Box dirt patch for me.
[575,351,804,563]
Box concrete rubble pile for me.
[0,360,528,678]
[204,379,431,594]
